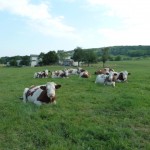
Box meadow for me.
[0,60,150,150]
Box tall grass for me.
[0,60,150,150]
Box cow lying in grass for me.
[95,71,117,87]
[67,67,85,76]
[22,82,61,106]
[95,67,115,75]
[79,70,90,78]
[33,69,49,78]
[51,69,69,78]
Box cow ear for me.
[114,73,118,76]
[55,84,61,89]
[40,86,46,90]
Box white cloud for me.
[87,0,150,46]
[0,0,77,38]
[87,0,150,21]
[98,26,150,46]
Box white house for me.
[30,54,39,67]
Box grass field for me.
[0,60,150,150]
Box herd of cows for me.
[22,67,131,106]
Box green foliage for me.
[57,50,68,62]
[72,47,84,66]
[101,47,109,67]
[9,59,17,66]
[72,47,97,66]
[114,55,122,61]
[106,45,150,57]
[20,55,30,66]
[0,60,150,149]
[83,51,97,66]
[43,51,58,65]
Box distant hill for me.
[106,45,150,57]
[67,45,150,57]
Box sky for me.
[0,0,150,57]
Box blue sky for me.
[0,0,150,57]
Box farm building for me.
[30,54,39,67]
[63,59,81,66]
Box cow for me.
[79,70,90,78]
[68,68,79,75]
[95,67,115,75]
[33,69,49,78]
[113,71,131,82]
[51,69,69,78]
[22,82,61,106]
[95,71,117,87]
[68,67,85,75]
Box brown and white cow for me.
[68,67,85,76]
[79,70,90,78]
[95,71,117,87]
[23,82,61,106]
[33,69,49,78]
[51,69,69,78]
[95,68,115,75]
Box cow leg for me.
[23,88,29,103]
[112,82,115,87]
[33,73,37,78]
[52,101,57,105]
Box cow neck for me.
[37,90,51,103]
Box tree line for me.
[0,48,99,67]
[0,45,149,67]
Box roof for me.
[30,54,39,57]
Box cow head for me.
[45,82,61,102]
[38,82,61,104]
[118,71,130,82]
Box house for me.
[63,59,74,66]
[30,54,39,67]
[63,59,81,66]
[16,60,21,66]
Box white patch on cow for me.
[46,82,56,98]
[34,100,42,106]
[45,69,49,77]
[23,88,29,103]
[95,72,115,87]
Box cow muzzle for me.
[50,96,56,103]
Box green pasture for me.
[0,60,150,150]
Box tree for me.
[72,47,84,66]
[101,47,109,67]
[115,55,122,61]
[9,56,21,66]
[20,56,30,66]
[83,51,97,66]
[43,51,58,65]
[0,57,10,64]
[38,52,45,66]
[9,59,17,66]
[57,50,68,63]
